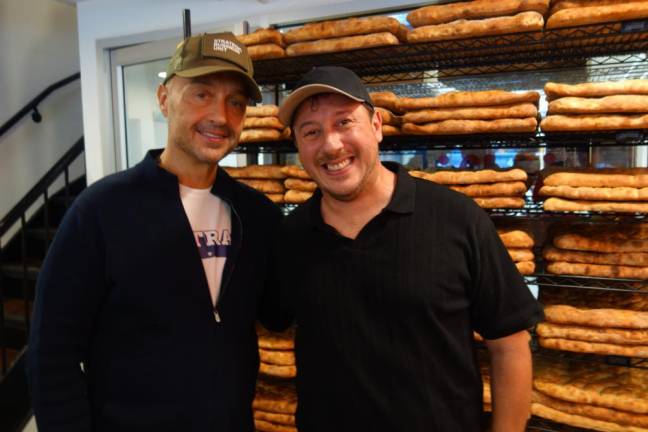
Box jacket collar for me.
[138,149,238,203]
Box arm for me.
[484,330,533,432]
[26,201,106,432]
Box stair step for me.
[24,227,57,240]
[0,261,41,280]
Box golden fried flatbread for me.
[256,325,295,350]
[259,348,295,366]
[545,80,648,100]
[247,44,286,61]
[284,178,317,192]
[238,28,284,47]
[381,124,402,136]
[223,164,287,179]
[540,185,648,201]
[541,114,648,132]
[397,90,540,110]
[534,357,648,414]
[449,181,527,197]
[539,337,648,358]
[247,105,280,118]
[543,305,648,329]
[407,0,550,27]
[240,128,282,143]
[546,2,648,29]
[544,197,648,213]
[254,410,296,426]
[544,168,648,188]
[280,165,311,180]
[238,179,286,194]
[284,189,313,204]
[254,419,297,432]
[402,117,538,135]
[283,16,401,44]
[515,260,536,275]
[498,229,535,248]
[544,246,648,267]
[553,233,648,253]
[537,322,648,346]
[286,32,399,56]
[244,116,285,130]
[403,103,538,123]
[547,261,648,280]
[507,248,534,262]
[254,378,297,414]
[548,95,648,115]
[473,196,525,209]
[409,168,527,185]
[532,403,648,432]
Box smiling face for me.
[157,72,249,166]
[292,93,383,202]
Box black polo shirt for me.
[275,162,543,432]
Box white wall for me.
[75,0,431,184]
[0,0,82,240]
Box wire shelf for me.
[254,21,648,85]
[532,273,648,293]
[528,416,595,432]
[532,346,648,370]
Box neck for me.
[321,163,396,239]
[158,146,217,189]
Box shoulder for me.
[74,166,143,212]
[230,179,283,224]
[411,175,483,219]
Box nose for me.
[204,97,228,126]
[321,130,344,154]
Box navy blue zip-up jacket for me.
[26,150,283,431]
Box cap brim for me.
[278,84,365,126]
[174,65,262,102]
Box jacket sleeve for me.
[26,198,107,431]
[258,206,295,332]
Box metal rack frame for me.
[532,273,648,293]
[253,21,648,85]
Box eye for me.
[302,128,319,139]
[337,118,353,127]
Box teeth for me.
[326,158,351,172]
[201,131,225,139]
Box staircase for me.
[0,138,85,431]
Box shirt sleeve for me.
[469,211,544,340]
[26,198,107,432]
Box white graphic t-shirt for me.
[179,184,232,306]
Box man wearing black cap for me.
[27,32,281,431]
[275,66,543,431]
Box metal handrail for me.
[0,72,80,138]
[0,137,84,238]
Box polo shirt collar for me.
[307,161,416,229]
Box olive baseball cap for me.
[278,66,373,125]
[164,32,262,102]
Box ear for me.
[371,108,383,143]
[157,84,169,118]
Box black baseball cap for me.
[278,66,373,125]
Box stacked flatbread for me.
[409,168,529,210]
[257,324,296,379]
[242,105,290,144]
[406,0,548,43]
[540,79,648,133]
[497,227,536,275]
[539,168,648,214]
[283,15,405,57]
[478,351,492,413]
[223,164,286,204]
[281,165,315,204]
[237,28,286,60]
[400,90,540,135]
[254,376,297,432]
[369,92,404,136]
[539,286,648,358]
[544,223,648,280]
[532,356,648,431]
[547,0,648,29]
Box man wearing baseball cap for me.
[28,32,282,431]
[274,66,543,431]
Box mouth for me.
[196,127,229,143]
[322,156,353,173]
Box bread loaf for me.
[546,2,648,29]
[247,44,286,60]
[407,0,550,27]
[284,16,400,44]
[397,90,540,110]
[548,95,648,115]
[238,28,284,46]
[544,80,648,100]
[403,103,538,123]
[286,32,399,56]
[402,118,537,135]
[247,105,280,117]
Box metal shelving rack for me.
[247,17,648,432]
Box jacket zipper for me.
[213,198,243,323]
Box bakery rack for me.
[532,273,648,294]
[531,346,648,371]
[254,21,648,85]
[528,417,600,432]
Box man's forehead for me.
[294,93,362,123]
[176,72,247,91]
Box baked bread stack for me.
[281,165,315,204]
[399,90,540,135]
[253,376,298,432]
[283,15,404,57]
[532,356,648,431]
[539,286,648,358]
[237,28,286,60]
[223,164,287,204]
[369,91,404,136]
[540,79,648,132]
[539,168,648,214]
[406,0,548,43]
[543,223,648,280]
[409,168,529,210]
[497,227,536,275]
[546,0,648,29]
[241,105,290,144]
[257,324,297,379]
